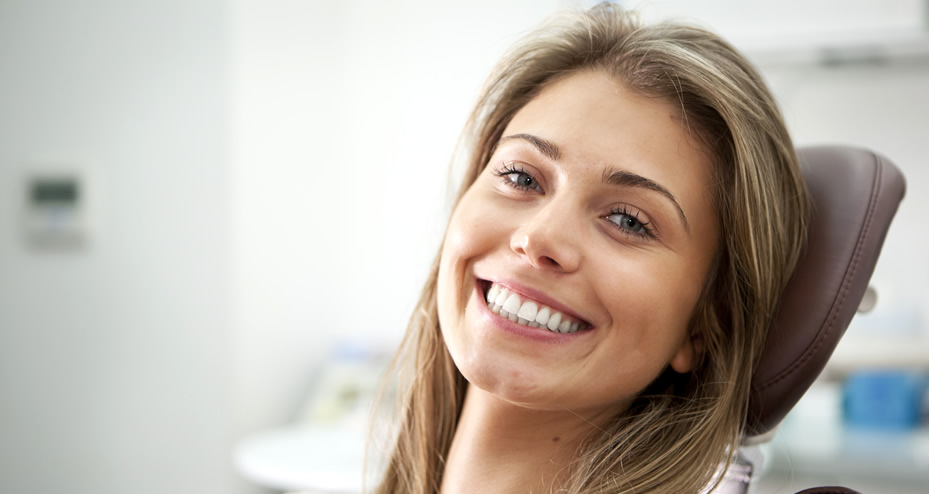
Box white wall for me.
[765,61,929,354]
[0,1,238,493]
[228,0,566,436]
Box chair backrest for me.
[746,145,906,438]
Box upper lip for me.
[479,277,592,327]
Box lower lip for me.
[473,281,593,343]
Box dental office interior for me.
[1,0,927,493]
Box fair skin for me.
[435,70,720,492]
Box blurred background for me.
[1,0,927,493]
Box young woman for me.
[374,3,809,493]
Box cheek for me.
[439,190,507,276]
[436,226,462,332]
[597,253,708,347]
[437,194,492,324]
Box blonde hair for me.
[374,3,809,493]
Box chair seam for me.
[755,152,883,393]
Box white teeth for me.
[517,301,538,321]
[547,312,562,332]
[502,293,521,315]
[486,284,499,304]
[484,283,586,334]
[535,307,550,326]
[493,288,509,307]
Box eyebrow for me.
[500,132,690,233]
[500,133,562,161]
[603,167,691,233]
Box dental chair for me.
[723,146,907,494]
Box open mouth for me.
[480,280,591,334]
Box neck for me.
[440,386,610,494]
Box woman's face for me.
[436,70,720,415]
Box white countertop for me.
[233,423,373,493]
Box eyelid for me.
[604,205,658,241]
[493,160,545,193]
[495,160,534,175]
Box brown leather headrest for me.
[746,146,906,437]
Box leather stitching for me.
[755,151,883,393]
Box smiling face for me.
[436,70,720,416]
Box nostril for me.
[511,231,579,271]
[541,256,560,268]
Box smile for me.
[483,282,590,334]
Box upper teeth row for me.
[485,283,585,334]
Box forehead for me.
[503,70,704,171]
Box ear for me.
[669,333,703,374]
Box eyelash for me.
[493,161,655,241]
[605,206,655,240]
[494,162,541,192]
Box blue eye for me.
[506,171,538,190]
[606,208,653,239]
[495,162,542,192]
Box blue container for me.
[842,371,928,430]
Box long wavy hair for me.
[372,3,809,493]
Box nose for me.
[509,200,583,272]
